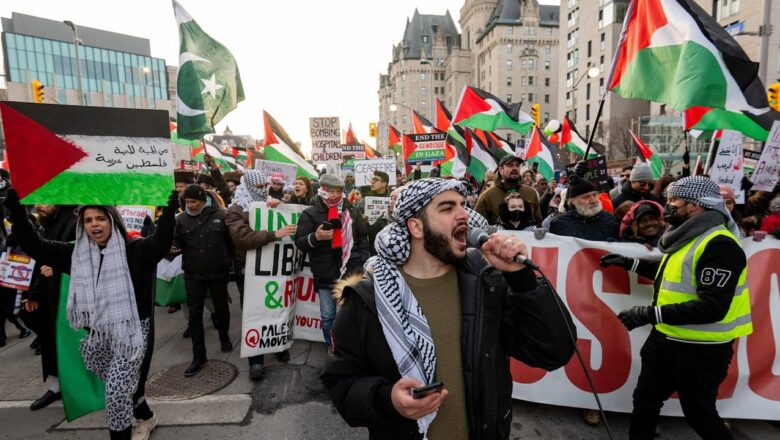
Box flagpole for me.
[582,95,607,159]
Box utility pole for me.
[758,0,772,86]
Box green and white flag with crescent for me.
[173,0,244,140]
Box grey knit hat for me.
[319,173,345,188]
[630,163,654,182]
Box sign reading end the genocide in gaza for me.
[403,132,447,164]
[0,102,173,205]
[309,116,342,164]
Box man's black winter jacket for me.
[321,249,576,440]
[174,205,234,279]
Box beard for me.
[422,221,467,265]
[573,200,603,217]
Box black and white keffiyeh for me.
[68,211,143,361]
[666,176,740,237]
[366,178,475,438]
[232,170,268,212]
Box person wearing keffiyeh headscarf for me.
[295,173,370,349]
[601,176,752,439]
[322,178,576,440]
[4,188,178,440]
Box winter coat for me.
[294,196,370,290]
[174,205,234,279]
[611,181,662,208]
[224,204,275,268]
[11,204,176,321]
[321,250,576,440]
[549,209,619,241]
[475,177,542,226]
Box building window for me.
[544,44,551,54]
[545,77,550,87]
[528,59,536,70]
[506,76,512,86]
[507,93,513,103]
[507,26,514,34]
[586,104,591,120]
[586,83,591,100]
[600,33,605,52]
[529,76,534,86]
[506,133,513,142]
[421,100,427,108]
[587,40,592,58]
[506,59,513,70]
[544,60,551,70]
[401,87,406,97]
[544,112,550,122]
[528,93,534,102]
[421,72,426,80]
[402,73,407,81]
[421,86,426,93]
[506,43,512,53]
[422,35,429,43]
[522,77,528,86]
[544,94,550,103]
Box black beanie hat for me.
[183,184,208,201]
[197,173,214,187]
[566,175,597,199]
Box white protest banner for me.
[750,121,780,191]
[354,159,397,186]
[506,231,780,420]
[708,130,745,203]
[117,205,156,233]
[241,203,324,357]
[341,144,366,170]
[0,251,36,291]
[309,117,342,164]
[364,197,391,224]
[254,159,298,187]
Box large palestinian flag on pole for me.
[262,111,318,179]
[555,117,597,158]
[435,99,469,178]
[388,125,402,154]
[1,102,173,205]
[452,86,534,134]
[464,128,499,183]
[607,0,770,114]
[412,111,435,134]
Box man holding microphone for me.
[322,178,575,439]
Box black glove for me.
[3,188,23,217]
[617,306,656,331]
[572,160,589,177]
[167,190,180,211]
[599,253,633,270]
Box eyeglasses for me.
[371,177,382,182]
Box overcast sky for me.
[1,0,558,152]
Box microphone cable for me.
[528,263,616,440]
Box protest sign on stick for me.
[402,133,447,164]
[708,130,745,203]
[254,159,298,187]
[309,117,342,165]
[354,159,397,186]
[117,206,156,233]
[364,197,391,224]
[565,155,610,191]
[750,121,780,192]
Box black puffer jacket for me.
[611,181,662,208]
[175,205,234,279]
[321,249,576,440]
[295,197,369,290]
[549,209,619,241]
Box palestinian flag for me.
[465,128,499,183]
[434,98,452,132]
[156,255,186,307]
[191,142,238,170]
[452,86,534,134]
[1,102,173,205]
[361,140,382,158]
[440,126,470,179]
[683,106,779,141]
[523,126,560,181]
[388,125,402,154]
[413,111,435,134]
[608,0,770,114]
[485,131,514,158]
[628,129,663,179]
[554,117,598,159]
[344,122,359,145]
[262,111,318,179]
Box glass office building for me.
[1,12,170,109]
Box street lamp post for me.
[63,20,84,106]
[570,62,600,121]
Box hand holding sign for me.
[274,225,297,239]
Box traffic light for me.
[531,103,540,127]
[31,80,45,103]
[769,82,780,111]
[369,122,377,137]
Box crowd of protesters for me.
[1,151,779,440]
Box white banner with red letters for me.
[508,231,780,420]
[240,203,324,358]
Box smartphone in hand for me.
[411,381,444,399]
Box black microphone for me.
[466,228,539,270]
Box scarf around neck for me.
[233,170,269,212]
[657,209,728,254]
[67,216,143,361]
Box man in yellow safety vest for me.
[600,176,751,440]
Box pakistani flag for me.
[174,0,244,140]
[262,111,318,180]
[608,0,769,114]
